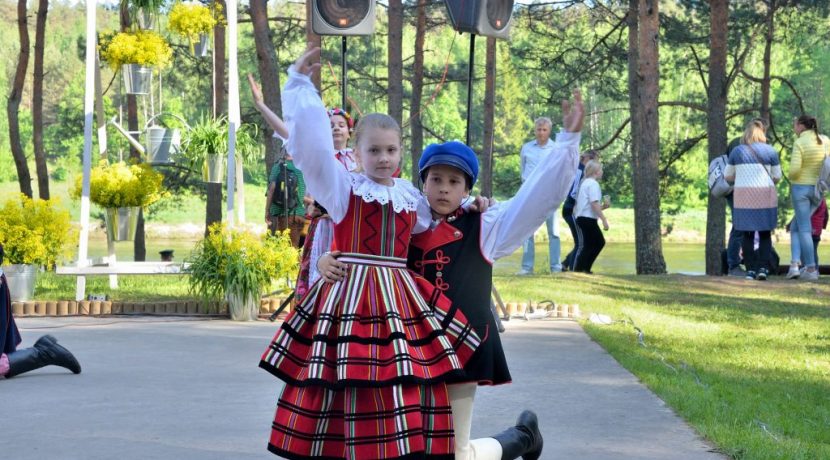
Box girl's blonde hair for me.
[741,118,767,145]
[584,160,603,179]
[354,113,401,146]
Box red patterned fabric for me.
[268,383,455,460]
[261,197,480,459]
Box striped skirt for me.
[260,253,480,459]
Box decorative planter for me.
[193,34,210,58]
[122,64,152,95]
[146,126,181,165]
[204,154,224,183]
[104,207,140,242]
[226,290,258,321]
[2,264,38,302]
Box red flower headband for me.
[327,107,354,129]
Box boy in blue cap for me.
[320,90,583,459]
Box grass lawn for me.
[496,273,830,460]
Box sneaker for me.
[745,271,757,280]
[785,266,801,279]
[728,267,746,277]
[515,269,533,276]
[801,269,819,281]
[756,268,768,281]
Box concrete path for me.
[2,317,723,459]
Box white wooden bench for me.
[56,261,189,300]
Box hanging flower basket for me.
[193,33,210,58]
[122,64,153,95]
[204,153,224,183]
[104,207,140,242]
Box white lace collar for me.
[349,173,421,213]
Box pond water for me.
[84,239,830,276]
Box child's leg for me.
[582,219,605,272]
[573,218,589,272]
[813,237,820,267]
[448,383,502,460]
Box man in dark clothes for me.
[1,243,82,379]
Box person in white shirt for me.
[518,117,563,274]
[573,160,610,273]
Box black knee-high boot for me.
[492,410,543,460]
[6,335,82,378]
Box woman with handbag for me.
[724,119,782,280]
[787,115,827,281]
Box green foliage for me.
[185,223,299,306]
[71,160,167,208]
[0,194,76,267]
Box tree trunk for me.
[409,0,427,186]
[121,2,145,260]
[33,0,49,200]
[760,1,774,124]
[213,0,227,117]
[387,0,403,128]
[305,1,322,90]
[705,0,729,276]
[481,37,496,197]
[633,0,666,274]
[627,0,639,192]
[205,183,223,236]
[8,0,33,198]
[249,0,282,177]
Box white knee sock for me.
[449,383,503,460]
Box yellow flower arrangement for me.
[71,160,167,209]
[99,29,173,70]
[168,2,224,48]
[186,223,299,305]
[0,194,77,267]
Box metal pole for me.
[226,0,240,227]
[76,0,97,301]
[341,36,347,110]
[465,33,476,146]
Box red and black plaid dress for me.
[261,188,481,460]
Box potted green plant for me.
[179,116,260,183]
[0,194,76,301]
[71,161,166,242]
[121,0,166,30]
[186,223,299,321]
[99,29,173,94]
[168,1,224,57]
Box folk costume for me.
[410,136,580,460]
[260,68,481,460]
[0,257,81,379]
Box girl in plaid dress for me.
[259,47,480,460]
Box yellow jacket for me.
[790,131,828,185]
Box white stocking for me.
[448,383,503,460]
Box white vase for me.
[2,264,38,302]
[204,154,224,183]
[193,34,210,58]
[226,290,258,321]
[146,126,180,165]
[122,64,152,95]
[105,207,140,243]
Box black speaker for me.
[444,0,515,39]
[312,0,375,36]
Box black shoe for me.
[6,335,81,378]
[757,268,768,281]
[492,410,543,460]
[745,271,757,280]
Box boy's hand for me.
[293,44,322,77]
[602,219,610,231]
[468,195,495,213]
[248,73,264,105]
[563,88,585,133]
[318,251,347,283]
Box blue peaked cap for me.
[418,141,479,187]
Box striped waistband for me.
[338,253,407,269]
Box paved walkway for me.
[2,317,723,459]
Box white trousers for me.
[449,383,503,460]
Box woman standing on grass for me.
[724,119,782,281]
[786,115,827,281]
[572,160,610,273]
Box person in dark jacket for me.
[1,244,81,379]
